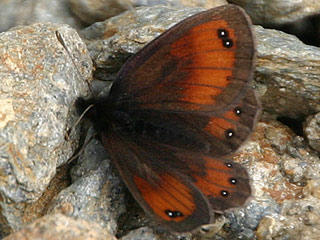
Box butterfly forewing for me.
[106,4,258,157]
[108,5,255,113]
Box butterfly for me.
[77,4,260,232]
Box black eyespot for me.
[223,39,233,48]
[221,190,229,197]
[217,28,229,38]
[165,210,183,218]
[226,162,233,168]
[225,129,235,138]
[234,107,242,116]
[230,178,237,184]
[227,76,231,81]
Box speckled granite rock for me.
[200,119,320,240]
[254,25,320,119]
[0,2,319,240]
[47,128,126,235]
[130,0,227,8]
[0,22,91,234]
[2,214,116,240]
[120,227,158,240]
[229,0,320,25]
[0,0,85,32]
[304,113,320,153]
[69,0,133,25]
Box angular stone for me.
[0,22,91,232]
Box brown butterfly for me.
[77,4,260,232]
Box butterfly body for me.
[78,4,260,232]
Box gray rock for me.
[0,0,84,32]
[120,227,159,240]
[1,3,320,240]
[0,22,91,232]
[3,213,116,240]
[130,0,227,8]
[254,25,320,119]
[69,0,133,25]
[229,0,320,25]
[304,113,320,153]
[233,120,320,240]
[47,128,126,235]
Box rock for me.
[120,227,158,240]
[1,2,320,240]
[227,120,320,240]
[304,113,320,153]
[47,128,126,235]
[254,25,320,119]
[130,0,227,8]
[0,22,91,233]
[69,0,133,25]
[3,214,116,240]
[229,0,320,25]
[0,0,85,32]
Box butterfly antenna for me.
[55,31,95,141]
[64,103,94,141]
[55,30,94,94]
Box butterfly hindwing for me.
[176,152,251,212]
[102,130,212,232]
[102,130,250,231]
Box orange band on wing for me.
[171,20,236,57]
[180,85,221,105]
[185,69,232,87]
[193,157,236,197]
[204,109,240,138]
[205,117,235,139]
[223,109,240,121]
[134,174,196,222]
[181,51,235,69]
[169,20,237,110]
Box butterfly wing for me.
[107,4,259,157]
[109,4,255,112]
[83,4,258,233]
[102,129,250,232]
[99,87,258,159]
[103,130,212,232]
[176,152,251,213]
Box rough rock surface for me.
[0,1,319,240]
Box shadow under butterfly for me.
[77,4,260,233]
